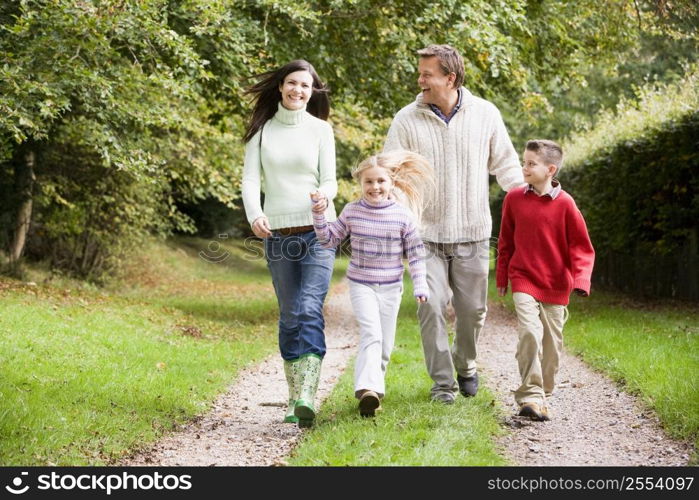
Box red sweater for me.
[496,187,595,305]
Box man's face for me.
[417,56,456,106]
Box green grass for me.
[289,281,508,466]
[0,236,286,465]
[0,236,350,465]
[490,279,699,452]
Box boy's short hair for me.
[525,139,564,173]
[417,44,464,89]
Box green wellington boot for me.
[283,359,301,423]
[294,354,322,428]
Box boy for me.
[496,139,595,421]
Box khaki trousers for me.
[417,241,490,398]
[512,292,569,405]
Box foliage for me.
[560,67,699,298]
[1,0,698,278]
[0,0,245,277]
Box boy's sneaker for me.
[359,390,381,417]
[518,402,550,421]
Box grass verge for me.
[289,280,508,466]
[0,236,346,465]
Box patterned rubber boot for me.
[283,359,301,423]
[294,354,322,428]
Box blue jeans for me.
[265,230,335,360]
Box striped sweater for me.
[312,198,429,298]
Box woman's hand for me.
[310,190,328,213]
[497,287,507,296]
[251,216,272,239]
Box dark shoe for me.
[457,373,479,397]
[518,402,550,421]
[430,393,455,405]
[358,390,381,417]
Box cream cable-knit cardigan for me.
[384,88,523,243]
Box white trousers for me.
[349,280,403,398]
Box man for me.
[384,44,523,404]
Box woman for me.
[241,60,337,428]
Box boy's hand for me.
[416,295,427,303]
[310,190,328,213]
[497,287,507,296]
[574,288,588,297]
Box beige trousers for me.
[417,241,490,398]
[512,292,569,406]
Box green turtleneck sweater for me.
[242,103,337,229]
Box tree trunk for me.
[10,149,36,263]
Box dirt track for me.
[123,282,694,466]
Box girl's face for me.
[360,166,393,204]
[279,70,313,110]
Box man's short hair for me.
[525,139,564,172]
[417,44,465,89]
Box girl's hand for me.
[310,190,328,213]
[497,287,507,296]
[416,295,427,303]
[251,216,272,239]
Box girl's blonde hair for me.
[352,149,434,224]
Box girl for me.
[311,150,433,417]
[241,60,337,428]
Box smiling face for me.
[522,149,556,188]
[417,56,456,108]
[278,70,313,110]
[360,165,394,204]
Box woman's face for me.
[279,70,314,110]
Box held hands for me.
[310,190,328,213]
[574,288,588,297]
[497,287,507,297]
[251,216,272,239]
[416,295,427,303]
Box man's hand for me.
[251,216,272,238]
[310,190,328,213]
[497,287,507,296]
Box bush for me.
[560,68,699,299]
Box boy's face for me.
[522,150,555,185]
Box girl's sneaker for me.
[358,390,381,417]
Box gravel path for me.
[122,281,357,466]
[122,281,693,466]
[479,300,694,466]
